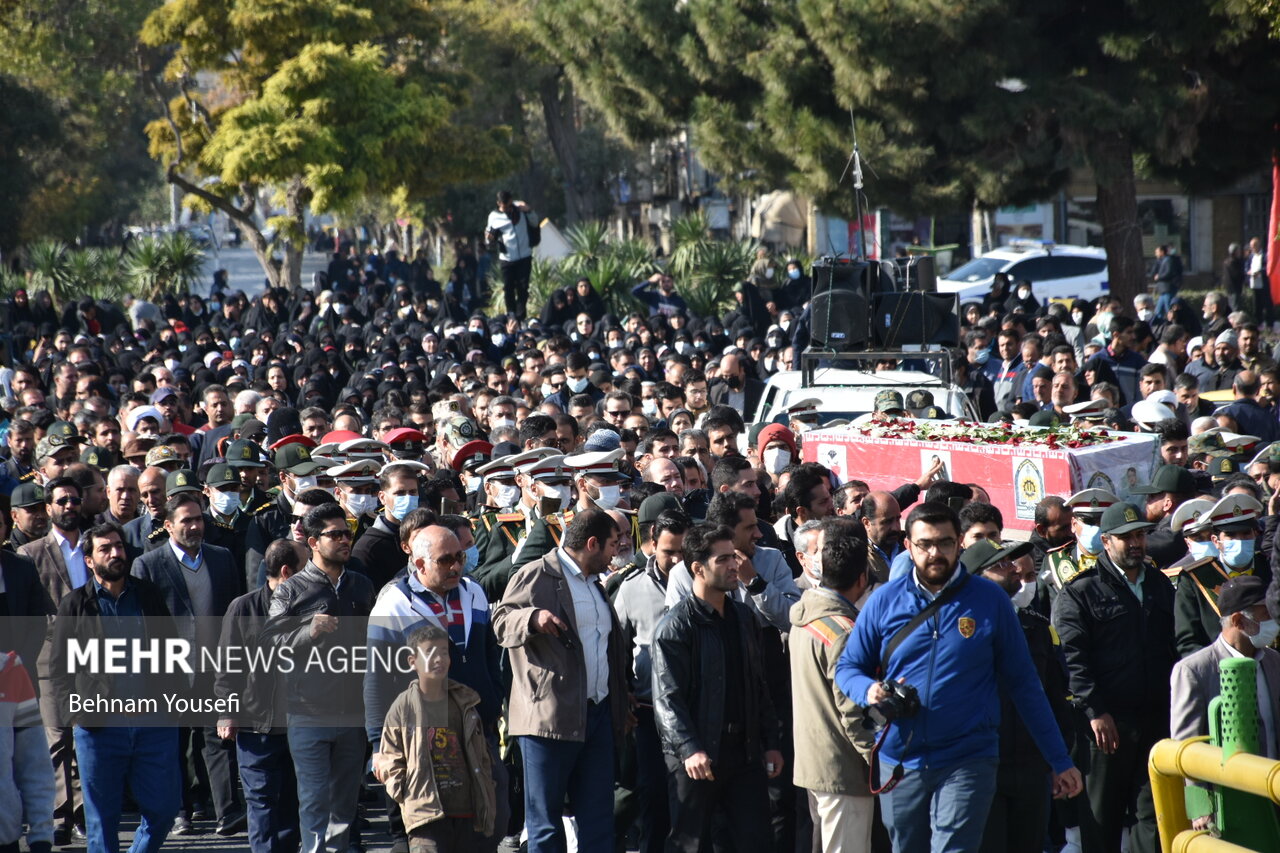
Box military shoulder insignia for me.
[496,512,523,523]
[252,501,273,515]
[148,527,168,541]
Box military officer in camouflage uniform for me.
[1173,493,1271,657]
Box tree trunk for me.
[281,176,310,293]
[1086,134,1145,313]
[539,71,590,224]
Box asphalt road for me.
[200,245,328,300]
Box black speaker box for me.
[811,289,870,348]
[871,292,959,348]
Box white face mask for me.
[1137,309,1154,322]
[593,484,621,509]
[465,476,481,494]
[490,417,515,430]
[1018,288,1031,300]
[293,475,318,494]
[567,376,590,394]
[494,483,521,509]
[346,493,378,517]
[642,398,659,417]
[209,489,238,517]
[803,550,822,581]
[542,483,572,511]
[1011,580,1036,609]
[1071,312,1084,325]
[1248,617,1280,649]
[541,383,555,398]
[762,447,791,475]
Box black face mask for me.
[727,374,743,390]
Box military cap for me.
[36,435,77,463]
[1208,453,1246,480]
[328,458,380,484]
[1099,502,1154,536]
[205,463,240,489]
[1188,431,1226,455]
[80,445,116,471]
[639,492,685,525]
[10,483,45,509]
[383,427,429,459]
[440,416,481,449]
[224,438,267,468]
[1129,464,1195,496]
[452,440,494,474]
[1170,498,1215,535]
[338,437,390,460]
[960,539,1034,573]
[475,456,517,480]
[1207,493,1264,531]
[1028,411,1061,428]
[47,421,83,444]
[518,454,571,482]
[564,448,629,482]
[274,443,331,476]
[165,469,200,496]
[874,390,907,415]
[144,444,182,468]
[905,390,935,412]
[1063,398,1109,417]
[379,460,431,476]
[1131,400,1176,430]
[1065,488,1119,519]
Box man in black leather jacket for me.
[1052,503,1176,853]
[262,503,374,853]
[651,522,783,852]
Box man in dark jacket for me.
[262,503,375,853]
[1052,503,1177,853]
[48,522,184,853]
[215,539,306,853]
[131,492,245,835]
[652,522,783,852]
[349,462,421,591]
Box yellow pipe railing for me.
[1149,738,1280,853]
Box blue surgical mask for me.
[788,268,801,280]
[567,376,589,394]
[464,545,479,575]
[1079,523,1103,556]
[1187,539,1219,561]
[390,493,419,521]
[973,349,991,366]
[1220,537,1256,570]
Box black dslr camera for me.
[865,680,921,729]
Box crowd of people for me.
[1,204,1279,853]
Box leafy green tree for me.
[537,0,1280,306]
[141,0,513,289]
[0,76,59,253]
[0,0,161,247]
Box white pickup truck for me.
[752,367,979,425]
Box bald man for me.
[366,525,506,851]
[123,466,168,556]
[709,352,765,418]
[859,491,903,585]
[645,457,686,498]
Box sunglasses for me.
[318,528,353,540]
[433,551,466,568]
[55,496,83,506]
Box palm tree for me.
[26,241,70,305]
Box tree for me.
[140,0,514,290]
[0,0,163,247]
[536,0,1280,308]
[0,76,59,253]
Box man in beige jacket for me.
[790,517,876,852]
[492,507,630,853]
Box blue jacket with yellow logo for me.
[836,568,1073,774]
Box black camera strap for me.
[869,570,968,796]
[878,571,969,678]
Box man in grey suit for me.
[1170,575,1280,829]
[131,491,246,835]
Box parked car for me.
[937,241,1108,307]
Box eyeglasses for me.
[434,551,465,568]
[318,528,353,540]
[911,538,957,553]
[54,496,82,506]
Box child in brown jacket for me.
[374,625,496,853]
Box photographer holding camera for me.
[836,502,1082,853]
[485,190,539,320]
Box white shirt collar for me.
[52,526,80,552]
